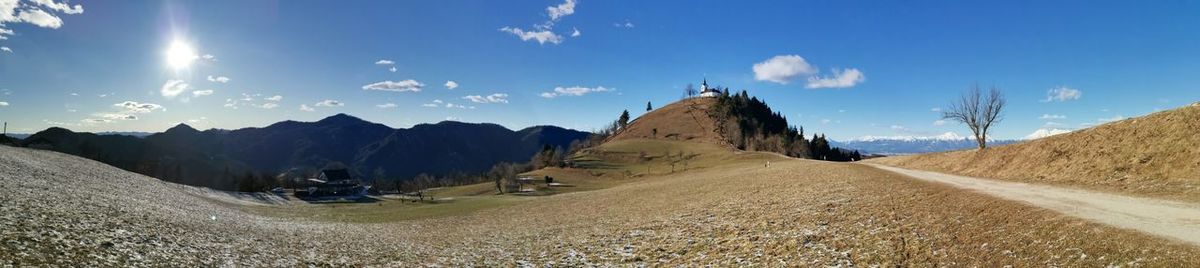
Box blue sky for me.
[1,0,1198,140]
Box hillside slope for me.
[609,97,726,145]
[870,102,1200,202]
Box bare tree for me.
[683,83,697,99]
[942,85,1006,149]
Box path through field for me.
[866,163,1200,246]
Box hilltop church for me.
[699,79,722,98]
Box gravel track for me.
[867,163,1200,246]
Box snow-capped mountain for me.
[831,132,1020,155]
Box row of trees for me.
[709,89,860,161]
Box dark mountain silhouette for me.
[17,114,590,190]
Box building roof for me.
[320,169,354,182]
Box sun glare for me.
[165,40,198,70]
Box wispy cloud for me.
[374,59,394,65]
[376,103,397,109]
[315,99,344,107]
[500,0,576,45]
[114,101,163,113]
[499,27,563,45]
[206,75,230,83]
[192,89,214,97]
[539,86,614,98]
[362,80,424,92]
[264,95,283,102]
[444,80,459,90]
[160,79,189,98]
[299,104,314,112]
[1042,86,1082,102]
[463,93,508,104]
[806,68,865,89]
[1039,114,1066,120]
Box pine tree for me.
[618,110,631,130]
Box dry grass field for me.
[5,139,1200,266]
[870,102,1200,202]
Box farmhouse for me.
[297,168,369,199]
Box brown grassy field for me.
[5,139,1200,266]
[870,102,1200,202]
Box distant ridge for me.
[833,133,1020,155]
[16,114,591,190]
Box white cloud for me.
[94,113,137,121]
[420,103,439,108]
[1024,128,1072,140]
[613,21,635,28]
[192,89,214,97]
[821,119,832,124]
[376,103,398,109]
[499,27,563,45]
[463,93,509,104]
[0,46,10,53]
[444,80,459,90]
[539,86,614,98]
[201,54,215,61]
[932,120,947,126]
[206,75,230,83]
[388,66,397,73]
[571,27,580,37]
[546,0,576,21]
[315,100,343,107]
[1039,114,1066,120]
[264,95,283,101]
[160,79,189,98]
[500,0,575,45]
[15,8,63,28]
[1042,86,1082,102]
[0,101,8,106]
[31,0,82,14]
[432,99,444,104]
[114,101,163,113]
[806,68,865,89]
[931,107,942,112]
[445,102,469,109]
[752,55,816,84]
[299,104,314,112]
[362,80,424,92]
[81,118,111,124]
[374,59,394,65]
[259,103,278,109]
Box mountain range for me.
[831,132,1020,155]
[14,114,590,190]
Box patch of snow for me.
[1024,128,1072,140]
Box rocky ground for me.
[3,145,1200,266]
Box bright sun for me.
[165,40,198,70]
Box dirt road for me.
[865,163,1200,246]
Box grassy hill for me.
[870,102,1200,202]
[610,97,727,145]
